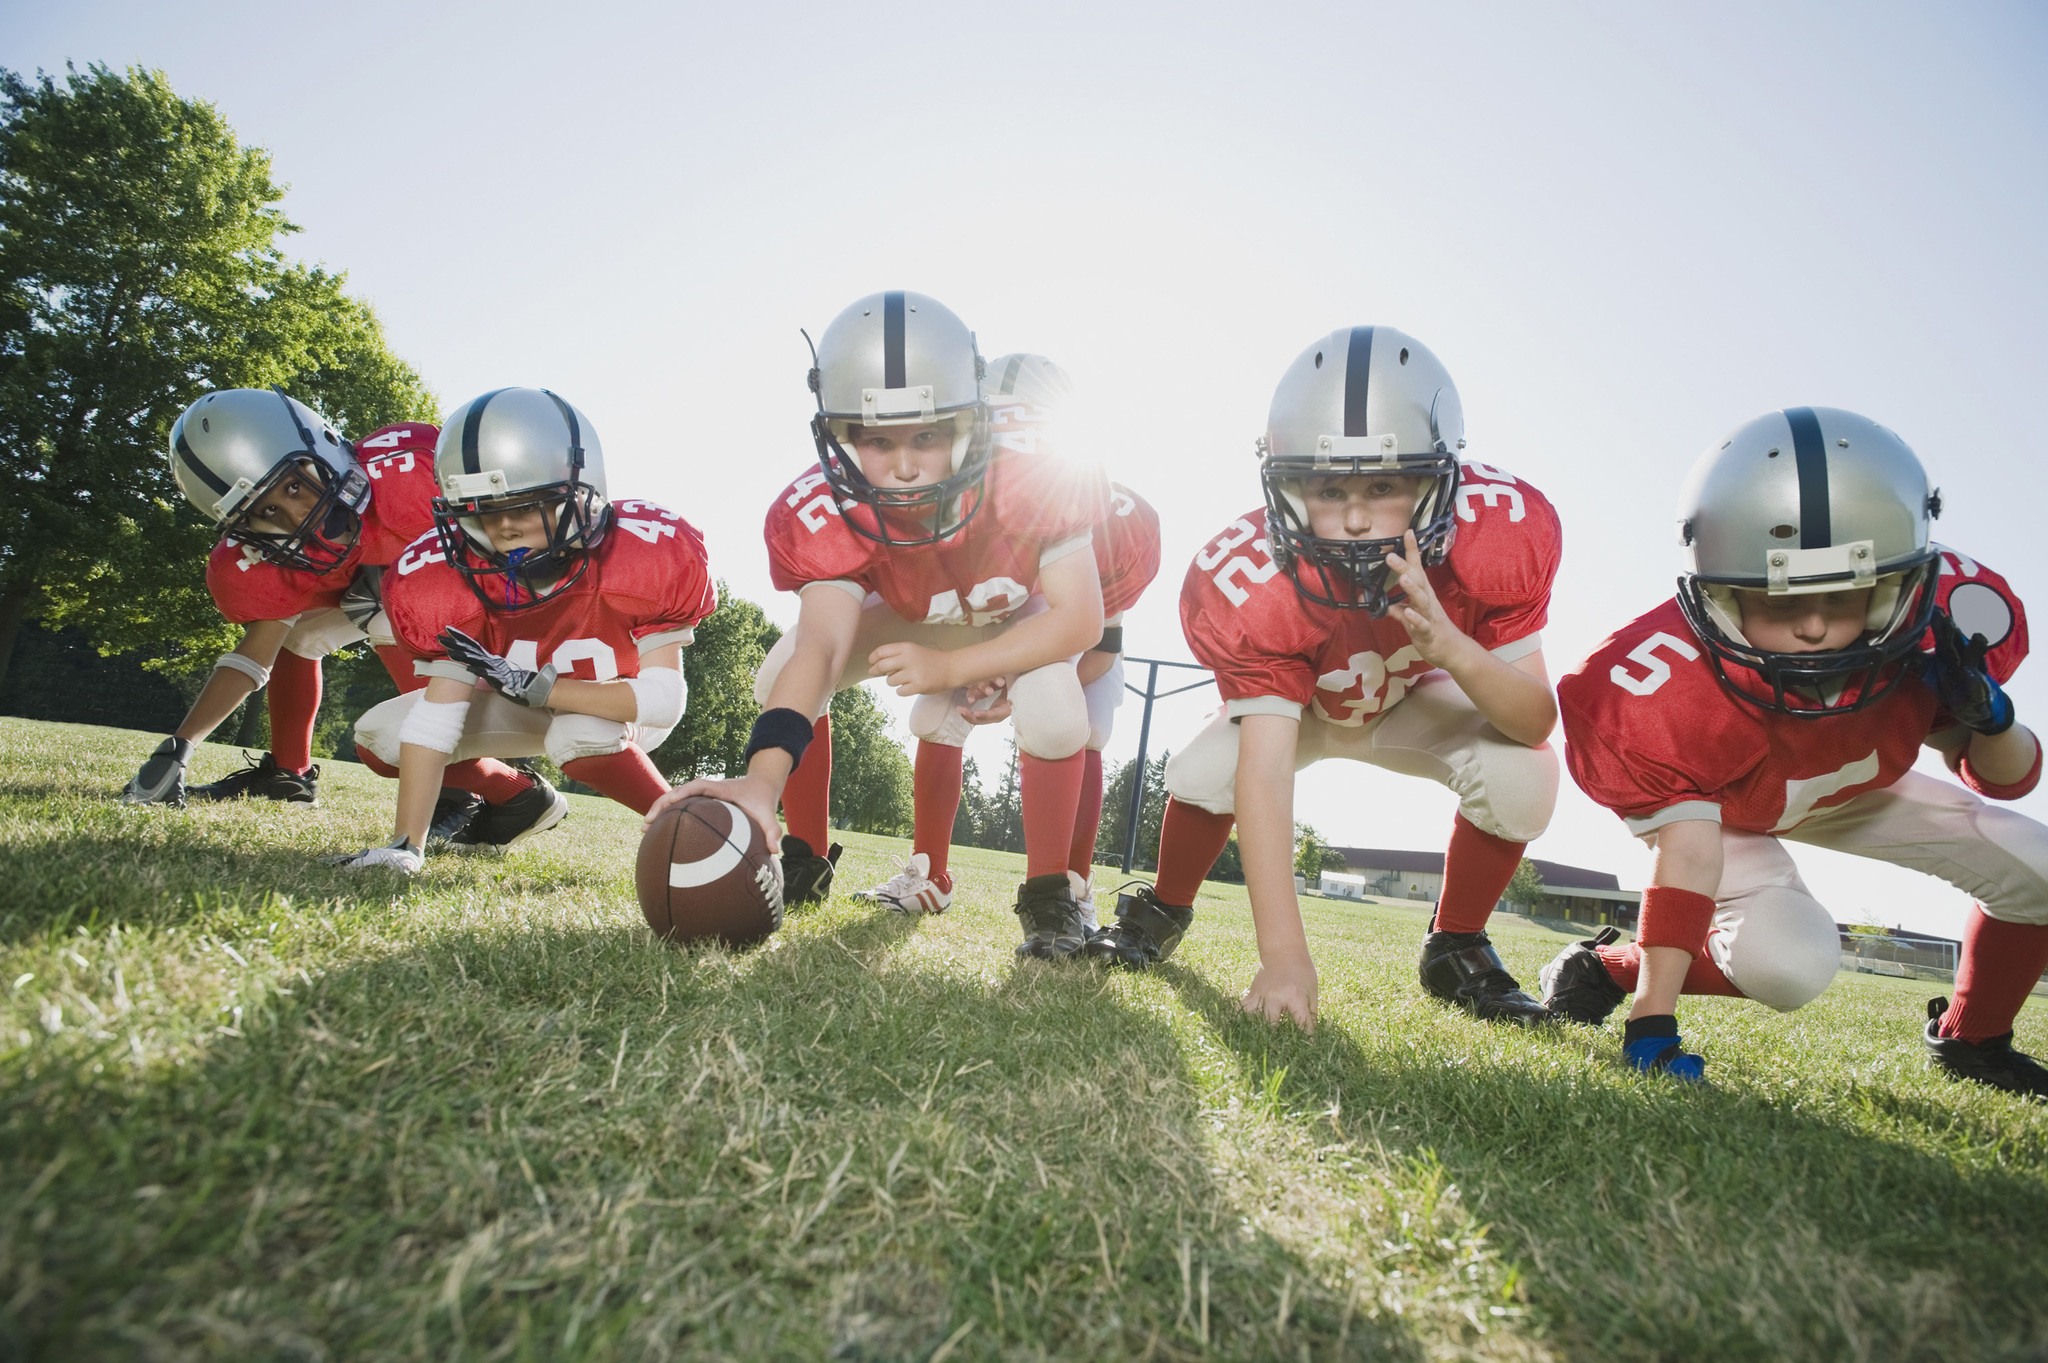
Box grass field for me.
[3,715,2046,1362]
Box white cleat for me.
[1070,870,1100,934]
[855,852,953,915]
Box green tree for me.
[953,754,992,847]
[1294,822,1333,882]
[1505,857,1547,908]
[1095,749,1168,870]
[651,583,780,780]
[0,64,434,689]
[826,685,913,836]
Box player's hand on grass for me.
[1386,530,1474,668]
[437,626,558,707]
[1240,958,1319,1030]
[656,774,782,854]
[1924,609,2015,736]
[321,837,424,874]
[123,736,195,806]
[868,641,957,697]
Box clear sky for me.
[8,1,2046,935]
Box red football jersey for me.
[204,422,443,625]
[1099,482,1162,618]
[1560,546,2029,835]
[1180,462,1562,724]
[384,499,715,683]
[765,448,1109,626]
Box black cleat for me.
[189,751,319,803]
[1420,923,1552,1025]
[1924,997,2048,1100]
[1014,873,1089,962]
[426,789,486,847]
[781,836,843,907]
[447,775,569,849]
[1538,925,1628,1026]
[1084,884,1193,970]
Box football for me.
[635,797,783,947]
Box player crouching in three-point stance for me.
[124,387,442,809]
[857,353,1161,927]
[648,292,1108,959]
[331,387,713,872]
[1090,327,1562,1030]
[1549,407,2045,1092]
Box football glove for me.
[1924,609,2015,736]
[321,836,425,874]
[437,626,558,708]
[123,736,196,806]
[339,567,384,630]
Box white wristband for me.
[625,667,685,728]
[397,697,472,754]
[215,652,271,688]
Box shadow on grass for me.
[4,908,1460,1363]
[1155,964,2048,1362]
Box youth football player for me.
[651,293,1110,959]
[332,387,713,872]
[123,387,442,809]
[1549,407,2045,1093]
[856,353,1162,925]
[1088,327,1562,1030]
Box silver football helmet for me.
[984,352,1074,458]
[1675,405,1941,715]
[1258,326,1465,615]
[431,387,610,610]
[807,290,990,546]
[169,387,368,572]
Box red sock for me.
[354,743,398,778]
[442,758,535,804]
[1154,797,1234,907]
[1434,814,1524,934]
[564,747,668,815]
[913,741,963,882]
[781,715,832,852]
[1019,751,1086,879]
[267,650,322,773]
[1943,907,2048,1042]
[1593,941,1745,997]
[1069,748,1105,879]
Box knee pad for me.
[545,713,638,766]
[353,692,415,767]
[283,607,368,660]
[1460,739,1560,844]
[1163,717,1241,816]
[1715,886,1841,1012]
[909,690,974,747]
[1009,662,1089,759]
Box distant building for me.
[1322,847,1642,927]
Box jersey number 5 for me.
[1608,632,1700,696]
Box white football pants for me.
[1698,770,2048,1012]
[756,594,1090,761]
[354,688,675,768]
[1163,669,1559,845]
[278,606,396,659]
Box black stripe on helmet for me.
[461,388,510,476]
[1343,326,1375,438]
[1785,406,1832,548]
[883,291,906,390]
[541,389,584,470]
[174,425,231,495]
[995,354,1024,396]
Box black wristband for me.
[745,707,816,769]
[1092,625,1124,655]
[1622,1013,1680,1044]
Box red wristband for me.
[1958,736,2042,801]
[1637,885,1717,956]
